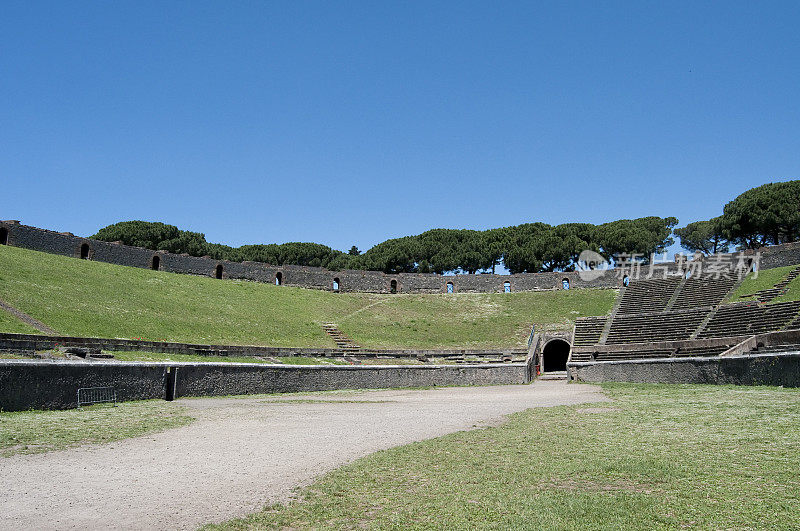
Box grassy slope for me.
[0,245,615,348]
[0,310,39,334]
[728,264,799,302]
[209,383,800,530]
[774,273,800,303]
[0,400,193,457]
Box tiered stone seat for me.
[753,343,800,354]
[696,301,800,339]
[671,278,736,310]
[569,350,593,362]
[605,308,708,344]
[616,277,681,315]
[672,344,730,357]
[594,348,674,361]
[572,317,607,346]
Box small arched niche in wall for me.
[215,264,223,279]
[622,275,630,287]
[561,278,570,290]
[390,279,397,293]
[276,272,282,286]
[333,278,340,292]
[79,243,90,260]
[446,281,454,293]
[151,255,160,271]
[503,281,511,293]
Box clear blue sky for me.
[2,1,799,254]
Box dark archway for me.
[390,279,397,293]
[151,255,160,271]
[80,243,90,260]
[333,278,340,291]
[446,281,454,293]
[504,281,511,293]
[0,227,7,245]
[561,278,570,290]
[542,339,570,372]
[276,272,282,286]
[215,264,223,279]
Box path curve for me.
[0,380,607,530]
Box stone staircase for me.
[616,277,682,315]
[538,371,567,381]
[321,323,361,353]
[743,265,800,303]
[572,317,608,346]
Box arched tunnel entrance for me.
[541,339,571,372]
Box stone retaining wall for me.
[0,360,529,411]
[569,352,800,387]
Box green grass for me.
[337,289,614,349]
[207,383,800,530]
[0,352,32,359]
[774,272,800,303]
[0,245,615,349]
[0,309,40,334]
[0,400,194,457]
[729,264,799,302]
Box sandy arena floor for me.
[0,380,607,530]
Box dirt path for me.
[0,380,607,530]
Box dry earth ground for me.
[0,380,606,530]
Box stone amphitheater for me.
[1,219,800,412]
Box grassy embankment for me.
[209,383,800,530]
[0,245,615,349]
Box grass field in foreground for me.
[208,383,800,530]
[0,245,615,349]
[0,400,194,457]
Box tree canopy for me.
[673,218,728,255]
[673,180,800,252]
[91,182,800,272]
[716,181,800,249]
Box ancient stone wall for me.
[0,359,528,411]
[569,352,800,387]
[759,242,800,270]
[2,220,798,294]
[0,220,621,292]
